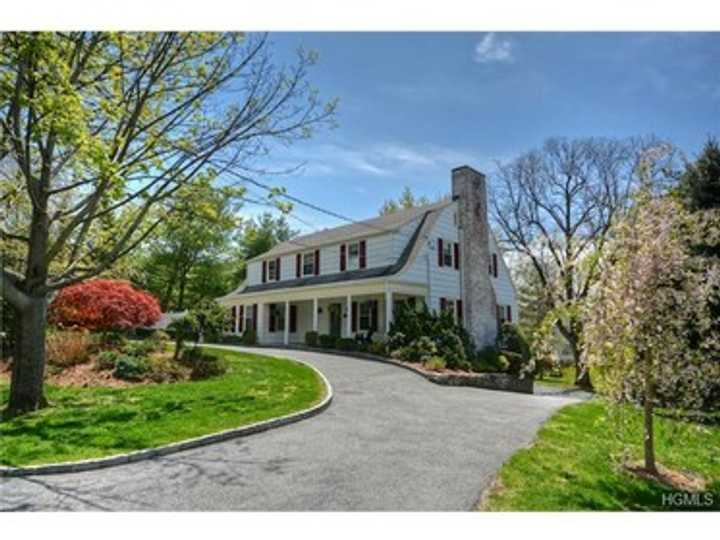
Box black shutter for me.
[359,240,367,269]
[454,242,460,270]
[276,257,281,281]
[314,249,320,275]
[492,253,498,278]
[437,238,443,267]
[252,304,258,330]
[340,244,347,271]
[507,305,512,323]
[352,301,358,332]
[371,300,379,332]
[262,261,267,283]
[239,305,244,332]
[456,299,463,324]
[296,253,301,278]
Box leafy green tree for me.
[169,299,227,361]
[679,137,720,211]
[136,181,239,311]
[379,186,433,215]
[232,212,298,282]
[0,32,335,415]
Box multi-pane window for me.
[267,259,278,281]
[443,241,453,267]
[302,252,315,276]
[270,303,285,332]
[359,301,375,331]
[348,242,360,270]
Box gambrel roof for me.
[247,199,452,262]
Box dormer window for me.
[302,252,315,276]
[340,240,366,271]
[348,242,360,270]
[267,259,279,281]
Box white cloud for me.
[474,33,514,64]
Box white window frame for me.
[271,303,285,332]
[267,259,278,281]
[347,242,360,271]
[302,252,315,276]
[442,240,453,267]
[359,301,375,331]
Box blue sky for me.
[246,32,720,232]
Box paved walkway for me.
[0,347,581,511]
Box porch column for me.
[346,294,352,337]
[385,286,393,334]
[234,305,240,334]
[284,301,290,346]
[312,298,319,332]
[257,303,264,342]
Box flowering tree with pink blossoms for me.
[583,193,720,473]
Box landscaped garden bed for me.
[0,347,326,467]
[273,302,536,393]
[479,400,720,511]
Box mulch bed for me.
[1,358,144,388]
[625,462,708,492]
[48,363,140,388]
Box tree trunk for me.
[643,365,657,473]
[177,270,188,311]
[7,294,48,415]
[7,183,51,417]
[568,333,592,390]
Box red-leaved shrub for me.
[50,279,161,331]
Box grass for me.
[535,365,579,389]
[482,400,720,511]
[0,348,326,467]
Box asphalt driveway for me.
[0,346,581,511]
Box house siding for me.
[396,204,461,312]
[246,230,404,286]
[489,233,518,320]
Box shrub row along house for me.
[218,166,518,348]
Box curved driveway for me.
[0,347,580,511]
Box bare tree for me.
[0,32,335,415]
[490,136,676,388]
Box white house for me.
[217,166,518,348]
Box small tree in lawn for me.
[583,193,720,474]
[50,279,161,332]
[169,300,227,361]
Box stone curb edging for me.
[228,343,533,394]
[0,353,333,478]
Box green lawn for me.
[535,365,578,389]
[0,348,326,467]
[482,400,720,511]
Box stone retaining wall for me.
[250,344,534,395]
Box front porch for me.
[224,281,426,346]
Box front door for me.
[329,303,342,337]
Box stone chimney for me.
[452,165,498,348]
